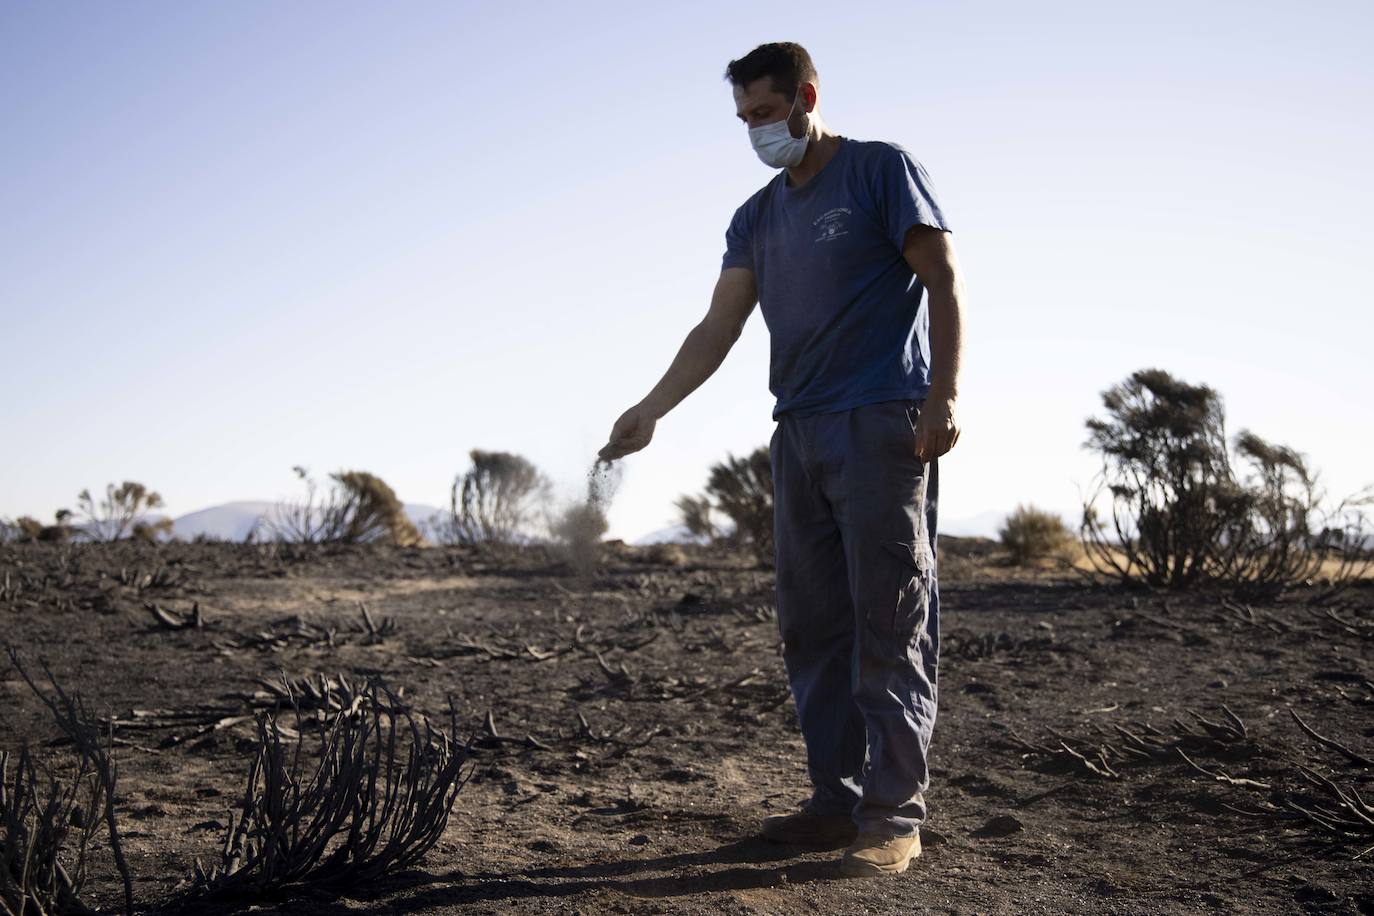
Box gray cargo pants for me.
[769,396,940,837]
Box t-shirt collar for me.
[779,135,849,194]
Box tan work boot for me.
[760,808,858,848]
[839,830,922,877]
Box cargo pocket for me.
[880,538,935,643]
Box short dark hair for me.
[723,42,818,100]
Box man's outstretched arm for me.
[598,266,758,461]
[902,226,965,462]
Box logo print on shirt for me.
[813,207,851,243]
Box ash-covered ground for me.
[1,538,1370,914]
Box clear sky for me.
[3,0,1372,542]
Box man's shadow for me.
[380,835,850,910]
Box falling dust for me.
[550,458,624,577]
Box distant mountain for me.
[629,522,727,546]
[168,501,446,543]
[170,501,276,541]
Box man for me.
[598,41,964,878]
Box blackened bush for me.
[4,645,134,916]
[674,494,721,542]
[330,470,423,546]
[1081,368,1371,596]
[187,676,474,900]
[677,447,773,567]
[131,518,173,545]
[74,482,166,543]
[1,744,102,916]
[1212,430,1373,596]
[9,512,77,544]
[260,466,422,546]
[432,450,552,546]
[999,504,1072,565]
[1081,369,1238,588]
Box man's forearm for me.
[926,278,964,400]
[639,321,737,419]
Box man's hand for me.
[599,403,657,461]
[915,394,959,462]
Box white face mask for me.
[748,90,809,168]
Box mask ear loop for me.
[789,87,809,140]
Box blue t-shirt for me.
[721,136,951,419]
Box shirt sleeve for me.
[721,201,755,272]
[877,144,950,252]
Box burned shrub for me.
[73,482,168,543]
[259,466,422,546]
[432,450,552,546]
[677,447,773,566]
[674,494,722,542]
[1081,369,1238,589]
[257,466,338,543]
[1,744,103,916]
[1211,431,1373,597]
[999,504,1072,565]
[328,470,422,546]
[1081,369,1372,595]
[16,517,45,542]
[131,518,173,545]
[4,645,134,916]
[187,676,473,900]
[10,511,78,544]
